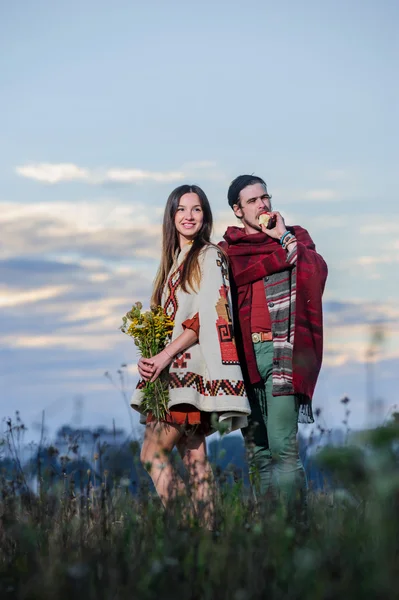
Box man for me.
[220,174,328,516]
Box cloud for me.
[0,258,82,286]
[0,200,162,260]
[360,222,399,235]
[15,161,223,185]
[324,300,399,326]
[2,333,121,351]
[322,300,399,369]
[0,199,158,372]
[0,198,218,434]
[356,254,398,266]
[0,248,153,354]
[105,168,185,184]
[16,163,90,184]
[0,284,69,308]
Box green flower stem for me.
[140,340,170,421]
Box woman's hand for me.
[148,349,174,383]
[138,357,155,381]
[138,350,173,383]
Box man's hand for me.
[260,211,287,240]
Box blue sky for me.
[1,1,398,439]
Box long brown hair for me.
[151,184,216,306]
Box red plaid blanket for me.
[220,226,328,423]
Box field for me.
[1,413,398,600]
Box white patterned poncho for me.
[131,244,250,433]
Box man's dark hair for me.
[227,174,267,209]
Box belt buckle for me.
[252,332,261,344]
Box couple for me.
[132,174,328,527]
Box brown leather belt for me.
[251,331,273,343]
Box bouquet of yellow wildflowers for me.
[120,302,174,420]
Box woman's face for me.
[174,192,204,245]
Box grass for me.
[0,413,399,599]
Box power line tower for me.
[365,324,384,429]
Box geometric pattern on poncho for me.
[169,372,245,397]
[164,266,182,321]
[215,283,240,366]
[172,352,191,369]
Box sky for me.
[1,0,398,441]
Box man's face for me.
[232,183,272,234]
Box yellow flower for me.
[119,302,175,419]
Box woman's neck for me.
[179,236,194,250]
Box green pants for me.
[243,341,307,515]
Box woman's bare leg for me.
[141,421,186,508]
[177,432,216,529]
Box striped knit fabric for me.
[265,270,296,395]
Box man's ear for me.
[232,203,243,220]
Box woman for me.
[131,184,250,528]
